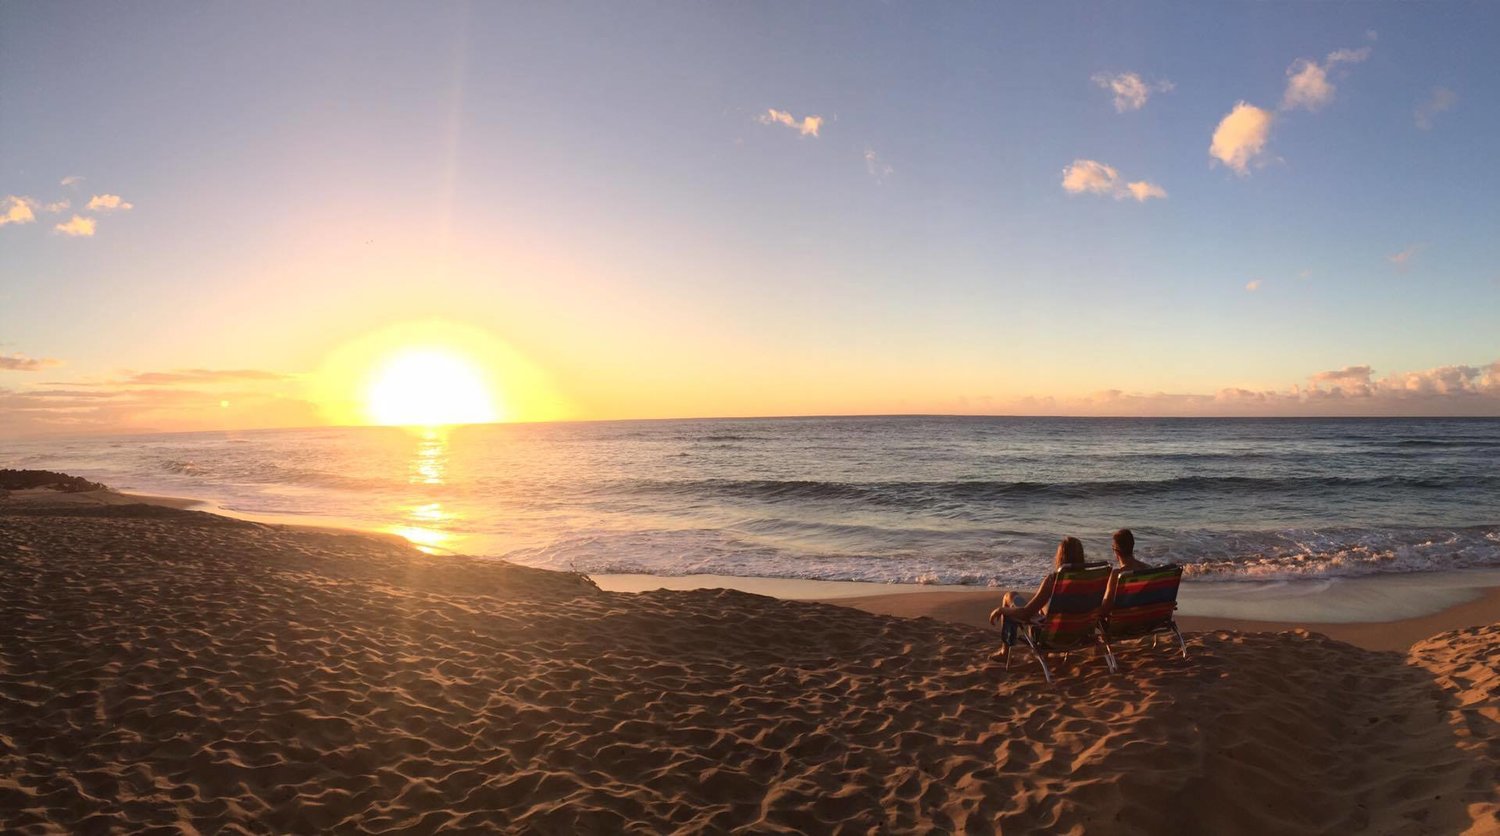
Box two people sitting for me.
[986,529,1148,660]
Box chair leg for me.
[1098,637,1118,674]
[1021,634,1052,684]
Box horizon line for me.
[9,411,1500,442]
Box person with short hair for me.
[1111,528,1151,572]
[1103,528,1152,612]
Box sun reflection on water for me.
[386,428,460,553]
[410,429,448,485]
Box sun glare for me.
[365,349,499,427]
[314,319,568,427]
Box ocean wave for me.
[1180,526,1500,581]
[617,474,1499,506]
[151,456,387,492]
[498,525,1500,587]
[161,458,207,476]
[1368,439,1500,448]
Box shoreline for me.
[595,569,1500,653]
[15,487,1500,652]
[816,582,1500,654]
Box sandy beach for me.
[3,494,1498,834]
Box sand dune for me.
[2,499,1496,833]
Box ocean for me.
[5,417,1499,587]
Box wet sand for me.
[2,494,1496,833]
[822,583,1500,653]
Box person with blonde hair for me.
[988,536,1088,657]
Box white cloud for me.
[1,195,37,227]
[1062,159,1119,195]
[863,148,893,182]
[54,215,96,237]
[1245,279,1262,292]
[1125,180,1166,201]
[1282,60,1334,112]
[60,175,84,187]
[1060,159,1166,202]
[1326,46,1372,66]
[1281,45,1371,112]
[1387,244,1423,269]
[87,194,133,211]
[757,108,822,137]
[1091,72,1175,113]
[43,200,70,213]
[1209,102,1274,175]
[1415,87,1456,130]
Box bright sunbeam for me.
[364,348,498,427]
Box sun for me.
[313,319,568,427]
[364,348,500,427]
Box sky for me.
[2,1,1499,435]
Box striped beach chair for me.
[1001,563,1117,683]
[1102,564,1187,658]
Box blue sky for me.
[2,2,1498,433]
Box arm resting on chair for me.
[988,573,1056,625]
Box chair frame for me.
[1101,564,1188,659]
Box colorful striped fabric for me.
[1029,563,1112,650]
[1103,565,1183,639]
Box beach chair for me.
[1101,564,1187,658]
[1000,562,1117,683]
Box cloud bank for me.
[994,361,1500,418]
[0,366,312,436]
[0,353,62,372]
[120,369,293,385]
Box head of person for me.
[1112,528,1136,565]
[1054,536,1086,570]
